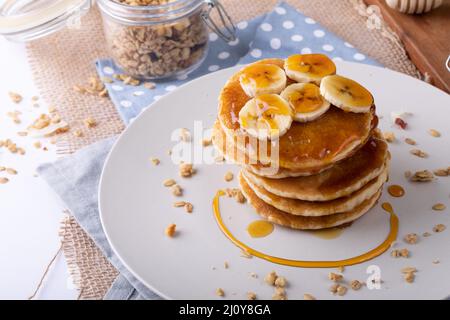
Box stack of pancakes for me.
[212,58,389,230]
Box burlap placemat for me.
[26,0,420,299]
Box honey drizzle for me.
[247,220,274,238]
[213,190,399,268]
[387,185,405,198]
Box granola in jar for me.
[98,0,209,79]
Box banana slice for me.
[280,83,330,122]
[239,94,293,140]
[284,53,336,84]
[320,75,373,113]
[239,64,287,97]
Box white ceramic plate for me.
[99,62,450,300]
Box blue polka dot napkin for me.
[95,1,380,125]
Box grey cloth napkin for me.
[38,138,159,300]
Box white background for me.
[0,37,78,299]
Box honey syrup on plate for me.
[213,190,399,268]
[247,220,274,238]
[387,184,405,197]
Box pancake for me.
[243,130,388,201]
[212,120,333,178]
[218,58,376,171]
[242,165,388,216]
[239,172,382,230]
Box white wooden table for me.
[0,38,79,299]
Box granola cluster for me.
[103,1,208,79]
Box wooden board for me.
[365,0,450,93]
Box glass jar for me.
[97,0,234,80]
[0,0,91,42]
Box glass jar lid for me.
[0,0,91,41]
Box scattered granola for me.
[173,201,186,207]
[337,266,345,273]
[404,272,415,283]
[247,292,257,300]
[303,293,316,300]
[163,179,176,187]
[434,168,449,177]
[171,184,183,196]
[274,277,287,288]
[215,288,225,297]
[410,170,434,182]
[350,280,362,290]
[432,203,446,211]
[330,284,347,296]
[432,259,440,264]
[383,131,395,143]
[328,272,343,282]
[391,248,409,258]
[428,129,441,137]
[8,91,22,103]
[404,233,419,244]
[410,149,428,158]
[0,177,9,184]
[17,131,28,137]
[33,141,42,149]
[150,157,160,165]
[264,271,277,286]
[165,223,176,237]
[422,232,431,237]
[272,287,287,300]
[433,224,446,233]
[179,163,195,177]
[184,202,193,213]
[401,267,417,274]
[404,170,412,179]
[224,261,229,269]
[404,138,416,145]
[179,128,191,142]
[224,171,234,182]
[6,168,17,175]
[394,117,407,129]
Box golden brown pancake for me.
[242,166,388,216]
[212,120,334,178]
[243,131,388,201]
[218,58,376,171]
[239,172,382,230]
